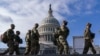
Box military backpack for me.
[1,31,8,43]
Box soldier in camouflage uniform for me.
[30,23,40,55]
[0,30,22,55]
[53,27,60,49]
[58,20,70,54]
[24,30,31,55]
[0,24,15,55]
[14,31,21,55]
[83,23,96,54]
[1,24,15,55]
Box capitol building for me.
[38,4,60,54]
[38,4,60,44]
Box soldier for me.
[30,23,40,55]
[14,31,22,55]
[24,30,31,55]
[53,27,60,49]
[83,23,96,54]
[58,20,70,54]
[0,29,22,55]
[1,24,15,55]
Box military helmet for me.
[11,24,15,27]
[16,31,20,35]
[63,20,68,25]
[28,30,31,33]
[11,24,15,29]
[35,23,39,28]
[35,23,39,26]
[87,23,92,27]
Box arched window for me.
[51,35,53,41]
[50,28,52,31]
[45,35,47,41]
[48,35,50,41]
[48,28,50,31]
[49,35,51,41]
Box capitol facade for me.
[38,4,60,54]
[38,4,60,44]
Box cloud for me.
[68,0,97,15]
[0,0,98,35]
[0,0,98,16]
[0,15,13,34]
[0,15,13,23]
[70,19,77,23]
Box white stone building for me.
[38,4,60,54]
[38,4,60,44]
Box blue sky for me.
[0,0,100,48]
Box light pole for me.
[98,31,100,54]
[99,31,100,46]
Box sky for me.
[0,0,100,48]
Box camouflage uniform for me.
[53,27,60,49]
[30,23,40,55]
[24,30,31,55]
[58,20,70,54]
[13,31,21,55]
[83,23,96,54]
[1,31,22,55]
[3,24,15,55]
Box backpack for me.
[14,35,23,44]
[1,31,8,43]
[91,32,95,39]
[19,38,23,44]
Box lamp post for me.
[98,31,100,54]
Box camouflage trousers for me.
[58,36,70,54]
[13,45,20,55]
[83,39,96,54]
[30,40,40,55]
[24,42,31,55]
[1,44,20,55]
[7,41,15,55]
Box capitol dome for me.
[41,15,59,26]
[38,4,60,44]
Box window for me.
[48,27,50,31]
[45,35,47,41]
[52,28,54,31]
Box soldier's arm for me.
[37,32,40,38]
[7,29,10,37]
[84,28,91,38]
[31,31,35,39]
[34,30,40,38]
[84,29,88,38]
[86,29,91,37]
[67,27,70,37]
